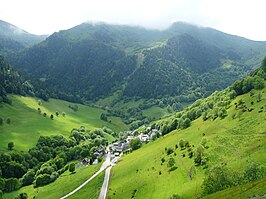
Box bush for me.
[50,172,59,183]
[8,142,14,150]
[166,148,174,155]
[6,118,11,124]
[167,157,176,167]
[69,163,75,173]
[5,178,21,192]
[35,174,51,187]
[16,192,28,199]
[21,170,35,186]
[129,138,142,151]
[243,162,265,182]
[202,166,234,195]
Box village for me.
[79,128,161,167]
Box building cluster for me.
[109,128,161,154]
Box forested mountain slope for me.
[9,22,266,103]
[0,20,46,47]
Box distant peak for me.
[84,20,108,26]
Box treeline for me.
[0,55,51,104]
[0,126,112,195]
[202,162,265,195]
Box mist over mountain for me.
[6,21,266,103]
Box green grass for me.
[3,163,101,199]
[0,95,128,151]
[69,171,104,199]
[107,88,266,199]
[142,106,170,120]
[203,178,266,199]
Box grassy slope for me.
[203,178,266,199]
[108,87,266,199]
[69,171,104,199]
[142,106,170,120]
[3,163,101,199]
[0,95,127,151]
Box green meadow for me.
[3,162,102,199]
[108,87,266,198]
[69,171,104,199]
[0,95,127,152]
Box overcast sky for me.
[0,0,265,41]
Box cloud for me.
[0,0,265,40]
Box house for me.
[81,158,90,165]
[110,142,123,152]
[138,133,150,142]
[126,136,136,143]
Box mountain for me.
[9,22,266,104]
[107,65,266,198]
[0,55,50,104]
[0,20,47,57]
[0,20,47,47]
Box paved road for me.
[98,155,121,199]
[98,166,112,199]
[60,152,111,199]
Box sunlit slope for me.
[0,95,127,151]
[108,87,266,199]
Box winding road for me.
[98,155,120,199]
[60,152,112,199]
[60,152,119,199]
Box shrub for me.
[69,163,75,173]
[6,118,11,124]
[35,174,50,187]
[166,148,174,155]
[167,157,176,167]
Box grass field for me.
[203,178,266,199]
[69,171,104,199]
[3,162,102,199]
[107,88,266,198]
[0,95,128,151]
[142,106,170,120]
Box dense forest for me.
[8,22,266,105]
[0,56,50,104]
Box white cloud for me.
[0,0,265,40]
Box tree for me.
[17,192,28,199]
[69,163,75,173]
[100,113,107,121]
[35,174,50,187]
[243,162,265,182]
[8,142,14,150]
[129,138,142,150]
[167,157,176,167]
[5,178,20,192]
[262,56,266,72]
[21,170,35,186]
[194,145,205,166]
[6,117,11,124]
[0,178,5,191]
[202,166,234,195]
[179,118,191,129]
[179,139,186,150]
[167,148,174,155]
